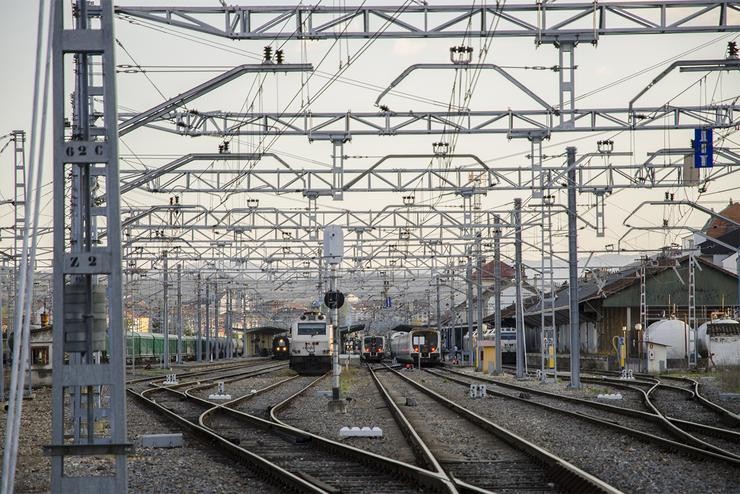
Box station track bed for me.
[274,366,421,466]
[408,367,740,493]
[130,363,453,492]
[372,366,586,493]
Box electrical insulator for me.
[275,49,284,64]
[263,46,273,62]
[728,41,738,59]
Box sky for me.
[0,1,739,306]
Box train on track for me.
[124,331,243,363]
[289,311,333,375]
[360,335,386,362]
[390,328,441,366]
[271,334,290,360]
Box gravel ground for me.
[650,387,725,425]
[0,386,280,493]
[432,369,678,441]
[276,365,418,465]
[231,374,320,419]
[376,369,561,493]
[698,376,740,414]
[188,366,296,402]
[409,369,740,494]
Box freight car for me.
[123,331,243,363]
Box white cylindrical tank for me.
[697,319,739,357]
[644,319,691,360]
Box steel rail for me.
[384,365,623,493]
[125,358,274,385]
[366,364,491,494]
[459,366,740,462]
[127,388,324,493]
[136,368,456,492]
[428,367,740,466]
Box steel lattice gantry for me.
[116,148,740,195]
[117,104,740,138]
[112,1,740,40]
[49,1,130,492]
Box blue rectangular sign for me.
[383,296,392,308]
[694,128,713,168]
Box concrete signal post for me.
[323,226,345,410]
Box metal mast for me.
[514,199,526,379]
[49,1,129,491]
[566,147,581,389]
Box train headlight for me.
[431,346,436,352]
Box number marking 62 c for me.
[65,144,105,157]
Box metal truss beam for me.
[117,104,739,138]
[118,64,312,137]
[112,2,740,41]
[118,151,739,194]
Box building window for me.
[32,346,49,366]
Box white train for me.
[289,311,333,375]
[390,328,441,366]
[361,335,386,362]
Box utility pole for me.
[176,264,182,365]
[567,147,582,389]
[514,199,526,378]
[494,215,502,374]
[162,251,169,369]
[475,233,484,372]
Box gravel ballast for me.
[409,368,739,494]
[0,386,280,493]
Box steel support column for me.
[196,273,202,362]
[176,263,182,365]
[514,200,526,378]
[466,256,474,367]
[475,233,484,372]
[49,1,129,491]
[567,147,581,388]
[494,215,502,375]
[162,251,169,369]
[330,265,340,400]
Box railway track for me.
[366,364,621,494]
[130,361,455,492]
[437,366,740,464]
[127,360,287,394]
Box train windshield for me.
[297,323,327,336]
